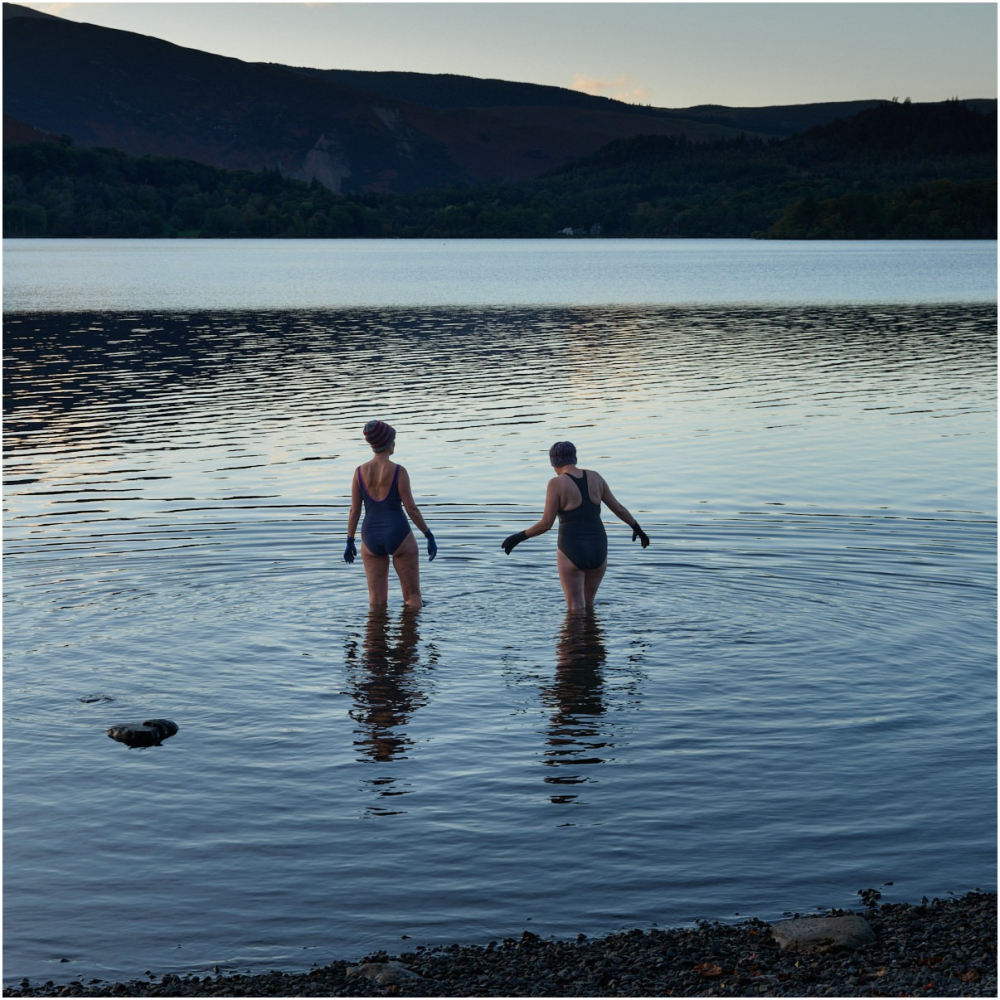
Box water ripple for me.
[3,303,995,984]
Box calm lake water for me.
[3,239,996,985]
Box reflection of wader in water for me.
[358,465,411,556]
[557,471,608,571]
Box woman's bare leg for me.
[583,562,607,606]
[558,551,607,610]
[391,532,423,608]
[361,543,391,608]
[557,550,587,610]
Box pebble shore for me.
[4,892,994,998]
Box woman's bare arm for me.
[599,477,638,527]
[523,478,563,537]
[600,475,650,546]
[347,469,362,537]
[397,466,431,535]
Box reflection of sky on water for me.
[3,299,995,983]
[6,304,995,527]
[4,240,996,311]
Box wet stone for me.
[106,719,178,748]
[770,913,876,953]
[345,961,422,985]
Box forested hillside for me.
[4,100,995,239]
[3,4,758,193]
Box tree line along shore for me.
[4,100,995,241]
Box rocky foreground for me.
[4,892,995,998]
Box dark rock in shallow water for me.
[106,719,179,748]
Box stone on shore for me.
[770,912,876,952]
[345,960,422,985]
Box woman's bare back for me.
[359,459,399,500]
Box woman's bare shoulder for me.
[584,468,612,497]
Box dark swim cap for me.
[364,419,396,452]
[549,441,577,467]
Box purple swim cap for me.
[363,419,396,452]
[549,441,577,467]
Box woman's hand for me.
[631,522,650,548]
[344,537,358,563]
[425,531,437,561]
[502,530,528,554]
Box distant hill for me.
[8,1,988,198]
[662,99,996,137]
[5,99,994,239]
[3,1,995,238]
[782,98,997,156]
[3,6,463,194]
[2,112,58,145]
[287,67,654,114]
[536,100,996,238]
[1,1,57,18]
[292,68,896,138]
[2,2,761,194]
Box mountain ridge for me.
[7,2,990,196]
[5,98,994,240]
[285,66,912,138]
[1,5,750,193]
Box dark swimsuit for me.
[557,471,608,571]
[358,464,412,557]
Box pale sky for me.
[15,2,998,109]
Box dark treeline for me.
[2,144,386,239]
[4,100,995,239]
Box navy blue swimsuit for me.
[557,471,608,571]
[358,465,412,557]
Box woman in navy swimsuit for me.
[345,420,436,608]
[501,441,649,610]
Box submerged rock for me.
[770,913,876,953]
[106,719,179,748]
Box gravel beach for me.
[4,891,994,998]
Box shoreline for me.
[3,891,995,998]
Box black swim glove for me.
[425,530,437,562]
[502,530,528,555]
[344,536,357,563]
[631,522,650,548]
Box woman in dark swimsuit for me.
[345,420,436,608]
[501,441,649,610]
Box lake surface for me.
[3,240,996,986]
[3,237,997,311]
